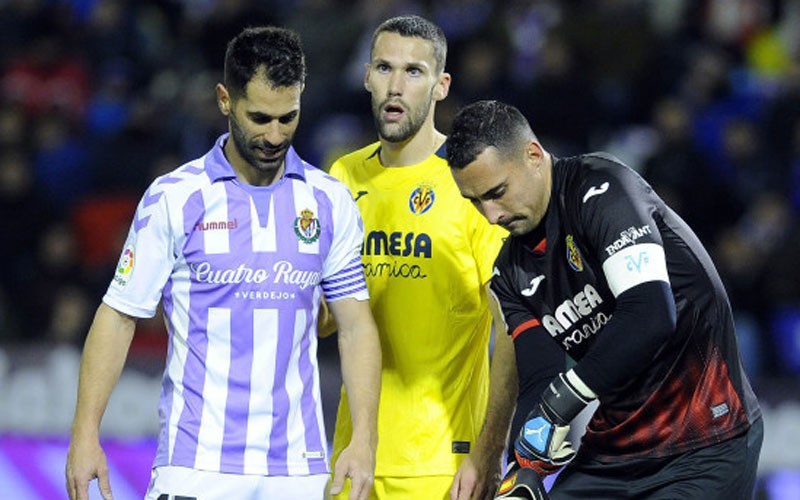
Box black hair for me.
[223,26,306,99]
[446,100,535,169]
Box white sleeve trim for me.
[602,243,669,298]
[565,368,597,399]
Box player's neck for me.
[378,120,445,167]
[224,138,284,186]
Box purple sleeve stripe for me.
[142,189,164,208]
[133,214,151,232]
[321,266,365,291]
[324,283,368,301]
[157,175,182,185]
[322,273,367,295]
[323,265,364,286]
[322,278,364,295]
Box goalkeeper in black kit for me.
[446,100,763,500]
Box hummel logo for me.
[353,190,369,202]
[582,182,609,203]
[195,218,238,231]
[521,275,545,296]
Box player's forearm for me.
[338,317,381,446]
[70,303,136,438]
[475,330,518,459]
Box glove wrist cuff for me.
[541,370,595,425]
[565,369,596,399]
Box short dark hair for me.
[446,100,535,169]
[371,15,447,73]
[224,26,306,99]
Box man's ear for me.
[528,140,545,160]
[527,140,547,171]
[216,83,231,116]
[433,72,451,102]
[364,63,372,93]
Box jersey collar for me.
[205,133,307,183]
[368,141,448,164]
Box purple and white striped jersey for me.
[103,134,368,477]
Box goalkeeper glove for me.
[514,370,596,475]
[494,462,550,499]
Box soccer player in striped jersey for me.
[65,27,381,500]
[321,15,511,500]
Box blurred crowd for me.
[1,0,800,385]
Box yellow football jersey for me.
[329,142,506,477]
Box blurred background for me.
[1,0,799,498]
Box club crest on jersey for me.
[566,235,584,272]
[113,246,135,286]
[409,185,435,215]
[294,208,320,244]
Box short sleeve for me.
[103,183,175,318]
[320,181,369,302]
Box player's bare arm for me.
[328,297,381,500]
[66,303,137,500]
[451,290,518,500]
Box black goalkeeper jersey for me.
[491,153,761,462]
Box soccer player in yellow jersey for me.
[323,15,516,500]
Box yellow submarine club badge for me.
[566,234,584,272]
[294,208,321,244]
[409,184,435,215]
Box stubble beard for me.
[373,91,433,144]
[229,114,290,175]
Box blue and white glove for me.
[514,370,596,476]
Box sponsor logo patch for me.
[541,284,610,351]
[113,246,135,286]
[604,224,652,256]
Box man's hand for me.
[65,436,113,500]
[513,409,576,475]
[450,453,502,500]
[330,439,376,500]
[514,370,596,475]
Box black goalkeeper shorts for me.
[549,417,763,500]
